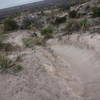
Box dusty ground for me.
[0,31,100,100]
[49,33,100,100]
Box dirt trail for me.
[1,30,100,100]
[50,35,100,100]
[0,31,84,100]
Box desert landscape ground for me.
[0,0,100,100]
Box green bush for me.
[0,42,15,52]
[0,34,7,42]
[23,37,44,48]
[41,24,54,38]
[60,5,70,11]
[65,20,81,34]
[21,17,32,29]
[69,10,77,18]
[0,54,15,70]
[0,34,15,52]
[55,16,66,25]
[0,54,23,73]
[65,18,90,34]
[79,18,89,31]
[4,18,18,31]
[92,7,100,18]
[12,65,23,73]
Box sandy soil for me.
[49,33,100,100]
[0,31,83,100]
[0,47,83,100]
[0,30,100,100]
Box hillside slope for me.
[0,0,100,100]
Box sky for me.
[0,0,42,9]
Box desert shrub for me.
[4,18,18,31]
[23,38,32,48]
[21,17,32,29]
[65,18,90,34]
[92,7,100,18]
[65,20,81,34]
[0,54,23,73]
[0,24,4,33]
[25,25,32,30]
[26,25,37,31]
[0,54,15,70]
[55,16,66,24]
[23,37,44,48]
[32,37,45,46]
[0,34,15,52]
[69,10,77,18]
[12,65,23,73]
[41,24,54,38]
[0,42,15,52]
[21,16,43,29]
[79,18,89,31]
[40,10,45,15]
[0,34,7,42]
[60,5,70,11]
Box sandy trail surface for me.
[0,46,83,100]
[50,34,100,100]
[0,30,83,100]
[0,31,100,100]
